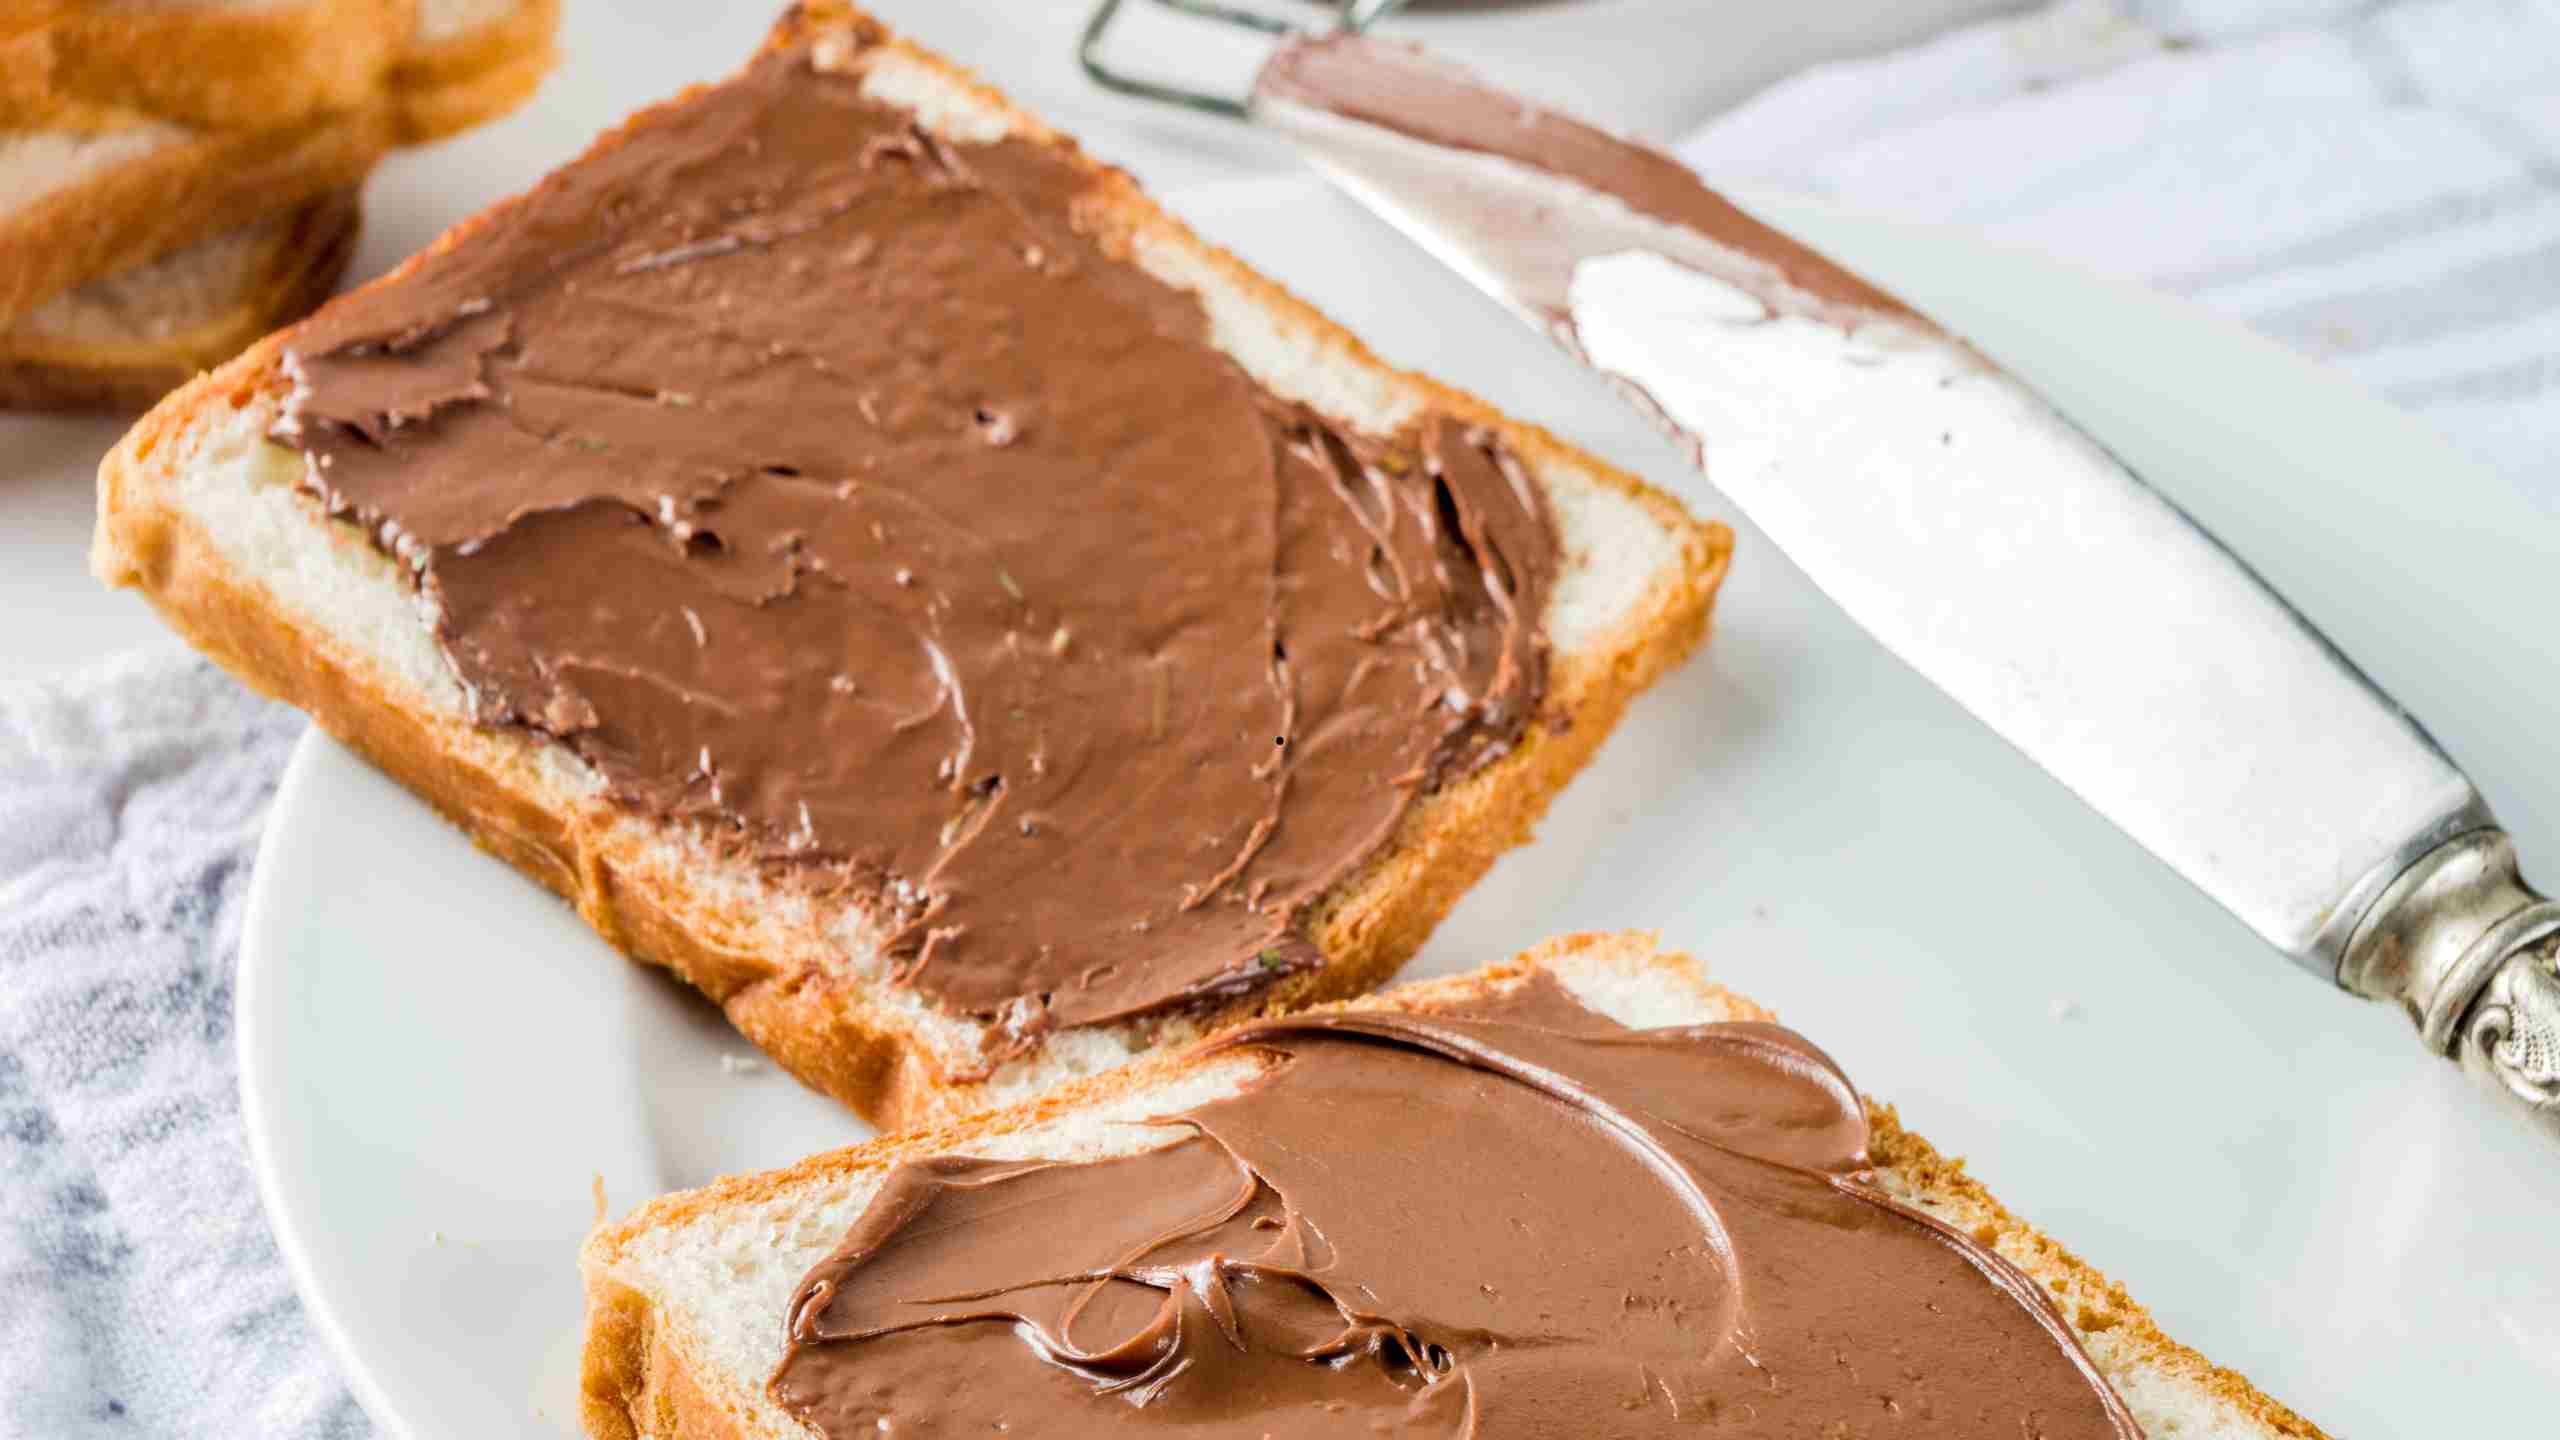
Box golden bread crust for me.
[390,0,560,143]
[0,0,412,132]
[0,0,557,138]
[1866,1112,2330,1439]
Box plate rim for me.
[239,735,428,1438]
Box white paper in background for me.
[1679,0,2560,514]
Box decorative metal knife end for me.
[2339,831,2560,1136]
[2459,936,2560,1131]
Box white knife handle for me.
[2340,830,2560,1137]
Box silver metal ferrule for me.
[2338,829,2560,1138]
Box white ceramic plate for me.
[240,173,2560,1439]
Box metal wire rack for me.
[1079,0,1413,116]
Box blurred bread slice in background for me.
[393,0,561,142]
[0,0,411,132]
[0,0,556,411]
[2,187,358,412]
[0,1,557,139]
[0,102,389,326]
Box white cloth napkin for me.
[1680,0,2560,513]
[3,3,2549,1436]
[0,655,360,1439]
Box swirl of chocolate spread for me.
[270,35,1557,1042]
[772,970,2143,1437]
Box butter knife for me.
[1246,35,2560,1138]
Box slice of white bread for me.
[1,186,357,412]
[392,0,560,143]
[0,100,388,326]
[0,0,547,323]
[578,932,2332,1440]
[92,2,1730,1128]
[0,0,556,140]
[0,0,411,132]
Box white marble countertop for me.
[0,0,2021,682]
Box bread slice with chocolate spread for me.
[93,2,1727,1127]
[578,932,2332,1440]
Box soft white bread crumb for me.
[581,933,2330,1440]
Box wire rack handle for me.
[1080,0,1410,117]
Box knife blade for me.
[1249,34,2560,1136]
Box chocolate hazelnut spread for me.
[270,35,1557,1038]
[1254,34,1911,319]
[772,971,2143,1437]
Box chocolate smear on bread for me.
[275,38,1558,1036]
